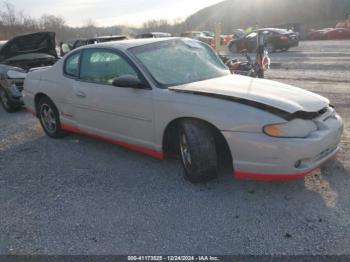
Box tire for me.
[178,119,218,183]
[38,96,67,138]
[0,88,21,113]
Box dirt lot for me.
[0,40,349,255]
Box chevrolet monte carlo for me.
[23,38,344,183]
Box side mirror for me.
[112,75,144,89]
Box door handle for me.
[75,91,86,98]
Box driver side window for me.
[80,49,138,85]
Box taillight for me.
[280,36,289,40]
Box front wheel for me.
[38,97,67,138]
[178,120,218,183]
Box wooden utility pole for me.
[214,23,221,53]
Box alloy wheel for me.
[180,132,192,172]
[40,104,57,134]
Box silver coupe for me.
[23,38,344,183]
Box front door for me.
[72,48,155,149]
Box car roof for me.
[83,37,178,50]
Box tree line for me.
[1,0,349,42]
[0,2,186,42]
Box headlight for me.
[7,69,27,79]
[263,119,318,138]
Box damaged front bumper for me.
[222,110,344,181]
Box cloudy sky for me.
[7,0,223,27]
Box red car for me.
[325,28,350,40]
[307,28,332,40]
[308,28,350,40]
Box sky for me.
[6,0,224,27]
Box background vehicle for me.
[201,31,215,38]
[324,28,350,40]
[307,28,350,40]
[307,28,333,40]
[0,32,58,112]
[232,29,246,39]
[229,28,299,53]
[60,35,128,56]
[180,31,212,45]
[136,32,172,39]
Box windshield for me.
[130,39,229,87]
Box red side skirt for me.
[61,124,165,160]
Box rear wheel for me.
[38,97,67,138]
[0,88,21,113]
[178,120,218,184]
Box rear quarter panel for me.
[24,59,72,114]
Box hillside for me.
[183,0,350,33]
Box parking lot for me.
[0,40,349,255]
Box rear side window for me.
[64,52,80,77]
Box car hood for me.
[0,32,57,62]
[169,75,329,114]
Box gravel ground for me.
[0,40,349,255]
